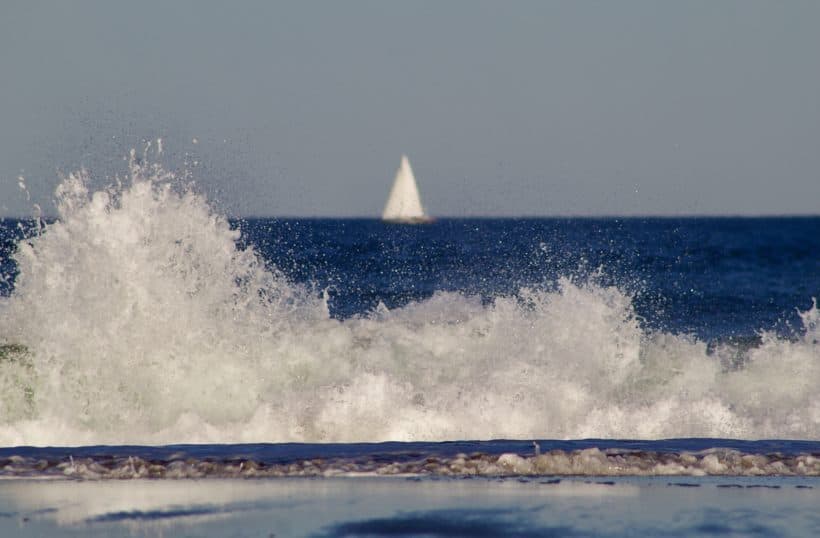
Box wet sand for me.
[1,476,818,537]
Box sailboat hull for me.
[382,216,435,225]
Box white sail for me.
[382,155,431,223]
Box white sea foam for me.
[0,156,818,446]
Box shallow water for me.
[2,439,820,479]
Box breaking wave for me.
[0,154,817,446]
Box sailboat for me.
[382,155,433,224]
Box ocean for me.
[0,159,818,536]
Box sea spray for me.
[0,157,818,446]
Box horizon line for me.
[3,213,819,222]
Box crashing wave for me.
[0,153,817,446]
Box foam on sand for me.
[2,447,820,479]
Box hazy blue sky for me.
[1,1,818,217]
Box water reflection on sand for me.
[0,477,818,537]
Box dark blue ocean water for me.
[233,217,818,341]
[2,437,820,466]
[3,217,818,342]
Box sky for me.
[1,1,818,217]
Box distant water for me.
[0,156,818,471]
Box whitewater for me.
[0,153,818,447]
